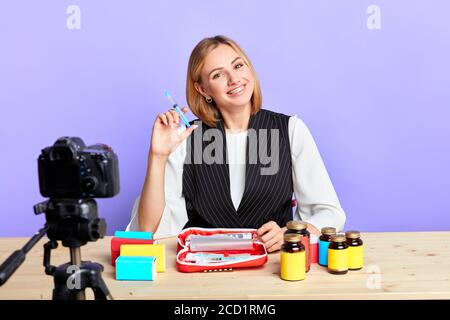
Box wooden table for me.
[1,232,449,300]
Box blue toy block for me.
[114,230,153,240]
[116,256,157,281]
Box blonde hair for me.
[186,35,262,127]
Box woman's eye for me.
[235,63,244,69]
[212,73,221,79]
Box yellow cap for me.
[331,234,346,243]
[345,230,361,239]
[284,233,303,243]
[321,227,337,235]
[286,220,307,231]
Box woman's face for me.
[196,44,255,112]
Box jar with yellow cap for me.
[318,227,336,267]
[346,230,364,270]
[285,220,310,272]
[280,233,306,281]
[327,234,349,275]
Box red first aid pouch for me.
[176,227,268,273]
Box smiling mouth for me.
[227,84,246,96]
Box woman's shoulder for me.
[258,108,290,120]
[259,108,308,129]
[289,113,308,129]
[257,109,312,152]
[287,114,318,158]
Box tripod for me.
[0,198,113,300]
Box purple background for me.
[1,1,449,237]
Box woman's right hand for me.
[150,107,198,158]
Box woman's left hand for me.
[257,221,287,253]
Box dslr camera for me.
[38,136,120,198]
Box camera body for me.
[38,137,120,199]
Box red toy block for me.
[111,237,156,266]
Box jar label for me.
[280,251,306,281]
[328,248,348,271]
[348,245,364,269]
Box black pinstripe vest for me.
[182,109,293,229]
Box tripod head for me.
[34,198,106,248]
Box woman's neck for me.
[219,104,251,133]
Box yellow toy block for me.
[120,244,165,272]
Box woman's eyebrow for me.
[208,57,242,76]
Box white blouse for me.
[127,115,346,238]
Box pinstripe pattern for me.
[182,109,293,229]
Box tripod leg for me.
[82,262,113,300]
[91,275,114,300]
[52,271,75,300]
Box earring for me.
[205,96,213,103]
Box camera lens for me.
[81,176,98,192]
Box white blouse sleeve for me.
[126,126,188,238]
[289,115,346,232]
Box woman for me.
[128,35,346,252]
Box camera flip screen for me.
[39,162,80,196]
